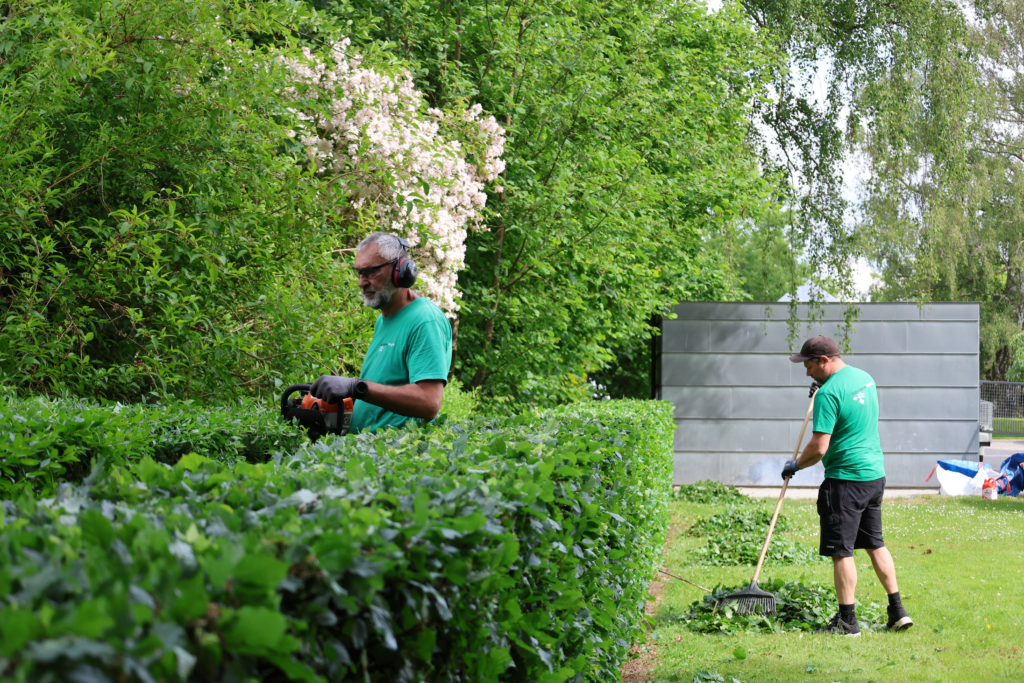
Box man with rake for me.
[783,335,913,636]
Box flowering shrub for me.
[286,41,505,316]
[0,1,390,400]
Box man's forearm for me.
[797,442,825,469]
[359,380,443,420]
[795,432,831,470]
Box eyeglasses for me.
[350,259,398,278]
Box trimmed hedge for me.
[0,379,483,498]
[0,400,674,682]
[0,394,305,497]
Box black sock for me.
[887,591,902,609]
[839,603,856,624]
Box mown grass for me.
[633,494,1024,683]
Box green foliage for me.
[0,399,674,682]
[686,507,790,537]
[742,0,972,307]
[0,394,304,497]
[674,579,885,634]
[691,671,730,683]
[856,1,1024,380]
[673,480,752,505]
[436,377,480,424]
[683,501,819,567]
[588,333,656,400]
[688,534,823,567]
[324,0,774,404]
[714,213,810,303]
[0,0,381,400]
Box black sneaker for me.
[886,605,913,632]
[816,612,861,637]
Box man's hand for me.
[310,375,358,404]
[809,381,820,398]
[781,459,799,480]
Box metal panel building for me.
[659,302,980,488]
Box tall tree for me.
[320,0,777,403]
[854,0,1024,379]
[714,210,809,302]
[739,0,974,302]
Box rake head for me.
[720,580,776,616]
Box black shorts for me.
[817,477,886,557]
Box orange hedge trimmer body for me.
[280,384,353,441]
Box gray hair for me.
[357,232,408,261]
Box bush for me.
[437,378,480,424]
[0,0,388,401]
[0,399,674,682]
[0,395,305,497]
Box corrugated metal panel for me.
[663,353,977,387]
[672,302,979,321]
[664,386,978,420]
[664,320,978,354]
[662,302,981,487]
[670,418,978,453]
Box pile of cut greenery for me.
[686,506,790,536]
[675,579,886,634]
[673,481,753,505]
[689,535,821,566]
[686,507,823,567]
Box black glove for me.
[310,375,358,404]
[782,459,799,480]
[809,381,819,398]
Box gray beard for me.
[361,279,398,309]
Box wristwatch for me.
[354,379,369,400]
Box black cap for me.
[789,335,841,363]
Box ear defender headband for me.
[391,237,418,288]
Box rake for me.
[720,390,816,615]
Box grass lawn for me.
[627,493,1024,683]
[992,416,1024,437]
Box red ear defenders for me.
[392,237,418,288]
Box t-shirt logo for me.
[378,343,396,353]
[853,391,865,405]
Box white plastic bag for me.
[934,467,985,496]
[934,466,998,496]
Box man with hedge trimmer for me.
[309,232,452,433]
[783,335,913,636]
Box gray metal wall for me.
[661,302,980,488]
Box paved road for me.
[981,439,1024,467]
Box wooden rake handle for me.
[751,393,815,584]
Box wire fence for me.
[979,381,1024,437]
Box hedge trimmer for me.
[280,384,353,441]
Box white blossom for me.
[284,41,505,316]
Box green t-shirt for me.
[811,365,886,481]
[350,297,452,434]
